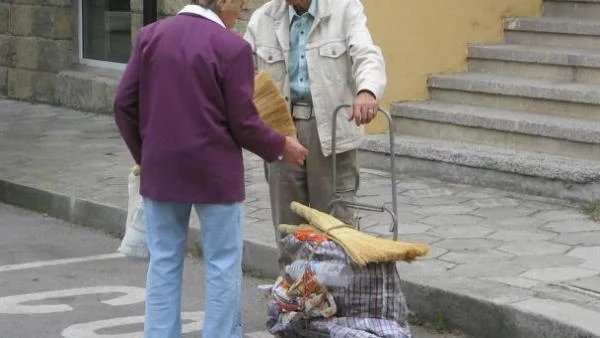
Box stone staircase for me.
[361,0,600,202]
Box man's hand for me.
[349,91,378,126]
[282,136,309,166]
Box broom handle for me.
[330,104,399,241]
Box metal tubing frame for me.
[330,104,399,240]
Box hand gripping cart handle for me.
[329,104,399,241]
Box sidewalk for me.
[1,98,600,338]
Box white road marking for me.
[0,252,125,273]
[61,311,204,338]
[0,286,145,314]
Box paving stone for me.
[414,205,477,215]
[421,214,484,226]
[482,276,539,289]
[450,262,527,278]
[498,241,570,256]
[568,247,600,268]
[552,231,600,246]
[435,238,502,251]
[510,254,585,270]
[470,197,520,208]
[402,187,455,198]
[394,233,442,245]
[472,207,537,219]
[395,222,432,235]
[396,258,455,276]
[534,210,590,222]
[428,225,494,239]
[407,196,471,206]
[521,267,598,283]
[488,230,555,242]
[440,249,513,264]
[487,216,547,230]
[246,208,272,221]
[421,246,448,259]
[568,276,600,295]
[542,219,600,233]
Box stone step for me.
[468,44,600,84]
[543,0,600,20]
[392,100,600,160]
[359,134,600,202]
[428,72,600,120]
[504,17,600,50]
[55,65,120,114]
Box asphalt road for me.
[0,203,466,338]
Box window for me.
[79,0,132,68]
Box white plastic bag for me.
[117,166,149,259]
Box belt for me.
[291,102,313,120]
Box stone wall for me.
[0,0,75,101]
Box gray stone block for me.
[504,29,600,51]
[131,0,143,13]
[0,179,71,221]
[34,5,73,39]
[56,67,120,113]
[0,4,9,34]
[14,37,73,72]
[0,66,7,95]
[0,35,14,67]
[71,198,126,236]
[10,0,72,7]
[9,4,35,36]
[505,17,600,36]
[543,0,600,20]
[7,68,32,99]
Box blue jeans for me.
[142,197,243,338]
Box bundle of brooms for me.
[253,71,297,138]
[279,202,430,266]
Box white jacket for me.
[244,0,387,156]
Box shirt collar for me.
[288,0,317,23]
[178,4,225,28]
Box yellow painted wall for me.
[363,0,542,132]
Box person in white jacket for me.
[244,0,387,256]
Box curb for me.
[1,178,598,338]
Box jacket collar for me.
[288,0,318,23]
[178,4,225,28]
[269,0,330,21]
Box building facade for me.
[0,0,541,122]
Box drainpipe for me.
[143,0,158,26]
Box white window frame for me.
[77,0,127,70]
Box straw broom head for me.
[253,71,296,138]
[289,202,429,266]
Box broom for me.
[253,71,296,138]
[289,202,429,266]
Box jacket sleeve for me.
[222,42,286,162]
[345,0,387,100]
[114,31,144,165]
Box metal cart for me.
[294,104,399,337]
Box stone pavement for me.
[1,98,600,337]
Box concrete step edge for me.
[504,17,600,36]
[391,100,600,143]
[361,134,600,183]
[468,43,600,68]
[1,178,598,338]
[428,72,600,105]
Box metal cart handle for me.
[330,104,399,241]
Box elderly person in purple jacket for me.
[113,0,308,337]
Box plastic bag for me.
[117,166,149,259]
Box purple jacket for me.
[114,13,286,204]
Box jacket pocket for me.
[318,41,347,59]
[255,46,286,89]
